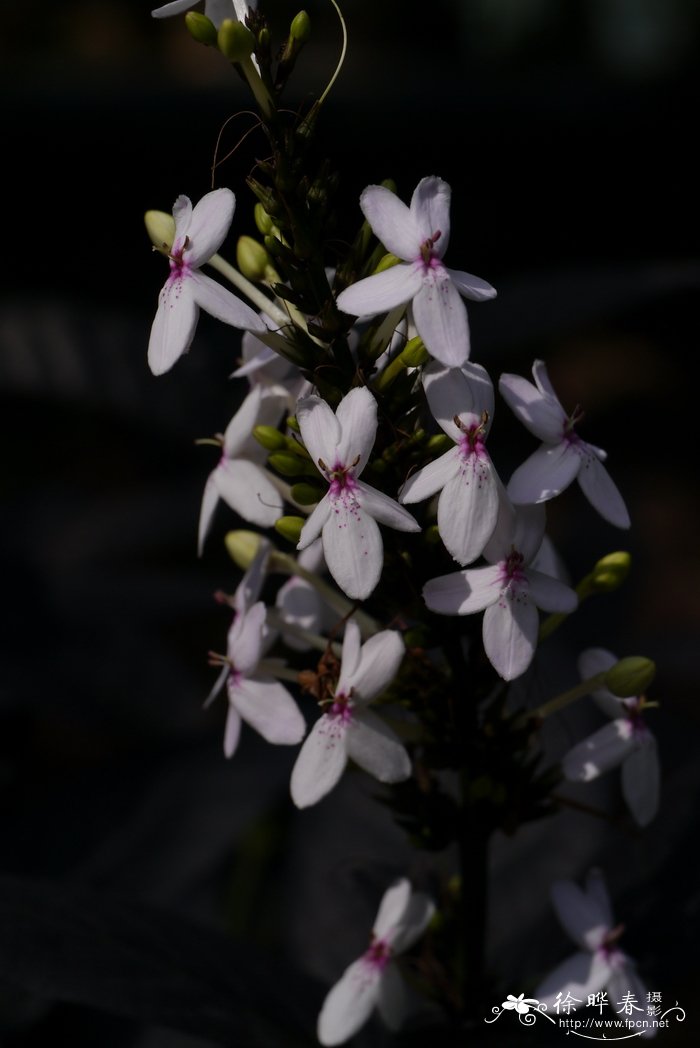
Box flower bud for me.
[286,415,300,434]
[236,235,272,282]
[426,434,453,455]
[185,11,217,46]
[144,209,175,254]
[400,336,430,368]
[373,252,400,274]
[254,203,274,236]
[275,516,305,544]
[590,551,631,592]
[253,425,286,452]
[218,19,255,62]
[224,530,264,569]
[268,452,316,478]
[290,482,322,506]
[605,656,656,698]
[290,10,311,44]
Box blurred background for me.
[2,1,699,1044]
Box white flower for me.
[231,326,311,406]
[198,385,286,555]
[498,360,630,529]
[151,0,254,28]
[148,189,264,376]
[296,386,420,600]
[205,548,305,758]
[317,878,435,1046]
[399,361,502,565]
[275,539,334,652]
[423,504,577,680]
[562,648,659,827]
[536,870,655,1039]
[502,993,539,1014]
[335,176,496,369]
[290,619,411,808]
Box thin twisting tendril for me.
[318,0,348,107]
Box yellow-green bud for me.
[144,210,175,255]
[286,415,300,434]
[236,235,272,282]
[400,336,430,368]
[380,178,397,194]
[290,482,322,506]
[427,434,453,455]
[591,551,631,592]
[268,452,316,478]
[224,530,264,570]
[218,19,255,62]
[254,203,274,236]
[185,11,217,46]
[373,252,400,274]
[290,10,311,44]
[425,524,441,545]
[253,425,286,452]
[605,656,656,698]
[275,516,305,544]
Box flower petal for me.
[152,1,196,20]
[223,703,242,758]
[338,618,362,684]
[290,714,349,808]
[606,961,655,1039]
[482,588,539,680]
[186,187,235,267]
[336,264,423,319]
[355,482,421,532]
[347,709,411,783]
[360,184,422,259]
[412,271,470,368]
[317,958,382,1047]
[423,565,502,615]
[148,278,198,376]
[297,395,340,472]
[409,176,452,254]
[232,676,306,745]
[535,951,611,1009]
[190,271,265,333]
[576,449,631,529]
[622,736,660,827]
[389,890,436,954]
[507,442,581,505]
[335,387,377,476]
[399,448,461,504]
[423,360,494,438]
[222,386,263,458]
[375,965,409,1031]
[526,568,578,613]
[447,267,497,301]
[276,577,323,651]
[373,880,412,940]
[214,459,283,527]
[437,455,499,565]
[322,497,383,600]
[197,473,220,556]
[499,372,565,442]
[228,601,266,675]
[551,880,608,951]
[562,720,636,782]
[298,495,332,549]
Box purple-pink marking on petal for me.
[363,935,392,972]
[328,691,354,725]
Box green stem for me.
[525,671,608,723]
[208,253,290,327]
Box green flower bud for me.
[144,209,175,254]
[605,656,656,698]
[374,252,400,274]
[426,434,453,455]
[253,425,286,452]
[254,203,274,236]
[224,529,264,569]
[268,452,317,478]
[400,336,430,368]
[290,10,311,44]
[218,19,255,62]
[425,524,441,545]
[275,516,305,544]
[236,235,272,282]
[591,550,631,592]
[286,415,300,434]
[290,482,322,506]
[380,178,398,194]
[185,11,217,46]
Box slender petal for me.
[499,373,565,442]
[482,589,539,680]
[447,267,498,301]
[223,386,264,457]
[621,737,659,827]
[423,565,502,615]
[576,450,631,529]
[335,387,377,476]
[214,459,283,527]
[373,880,412,941]
[317,959,383,1047]
[203,664,228,710]
[532,359,558,399]
[512,502,547,563]
[409,176,452,254]
[550,881,608,952]
[347,710,411,783]
[526,569,578,613]
[190,271,265,332]
[197,473,220,556]
[437,456,499,565]
[389,891,436,953]
[360,185,422,259]
[375,965,409,1031]
[423,360,493,439]
[535,951,611,1009]
[399,448,461,504]
[223,703,242,758]
[412,271,470,368]
[336,264,423,318]
[152,0,197,20]
[356,482,420,532]
[322,499,383,600]
[228,601,266,675]
[298,495,332,549]
[275,577,323,651]
[338,618,362,684]
[562,720,636,782]
[290,714,349,808]
[232,676,305,745]
[341,629,405,701]
[507,442,581,505]
[297,396,341,472]
[148,279,198,376]
[186,187,235,267]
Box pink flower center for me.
[328,690,354,724]
[363,935,392,971]
[599,924,625,964]
[168,235,191,282]
[419,229,443,269]
[501,548,526,584]
[562,404,585,446]
[326,460,359,499]
[457,418,488,460]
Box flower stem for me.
[525,671,608,723]
[207,253,290,327]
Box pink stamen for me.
[328,690,353,724]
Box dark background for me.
[2,1,699,1045]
